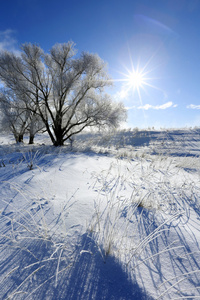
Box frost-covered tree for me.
[0,89,44,144]
[0,42,126,146]
[0,90,30,143]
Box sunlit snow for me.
[0,128,200,299]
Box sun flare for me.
[115,58,161,105]
[118,66,150,101]
[126,70,145,89]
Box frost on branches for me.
[0,42,126,146]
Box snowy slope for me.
[0,128,200,299]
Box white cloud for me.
[0,29,19,53]
[187,104,200,109]
[138,104,152,110]
[125,105,136,110]
[137,101,177,110]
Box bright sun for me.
[127,70,145,89]
[115,47,164,107]
[116,61,158,103]
[120,66,149,99]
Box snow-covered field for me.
[0,128,200,299]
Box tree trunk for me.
[15,134,24,143]
[18,134,24,143]
[29,134,34,144]
[53,122,64,146]
[53,135,64,146]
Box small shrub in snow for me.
[23,150,41,170]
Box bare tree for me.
[0,89,45,144]
[0,90,30,143]
[0,42,126,146]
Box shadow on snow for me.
[0,233,153,300]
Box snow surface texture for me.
[0,128,200,299]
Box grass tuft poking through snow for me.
[22,150,41,170]
[0,128,200,299]
[0,181,76,299]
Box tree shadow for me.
[0,231,154,299]
[52,233,154,300]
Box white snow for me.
[0,128,200,299]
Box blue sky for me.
[1,0,200,129]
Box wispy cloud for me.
[187,104,200,109]
[125,101,177,111]
[138,101,177,110]
[125,105,136,110]
[0,29,19,53]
